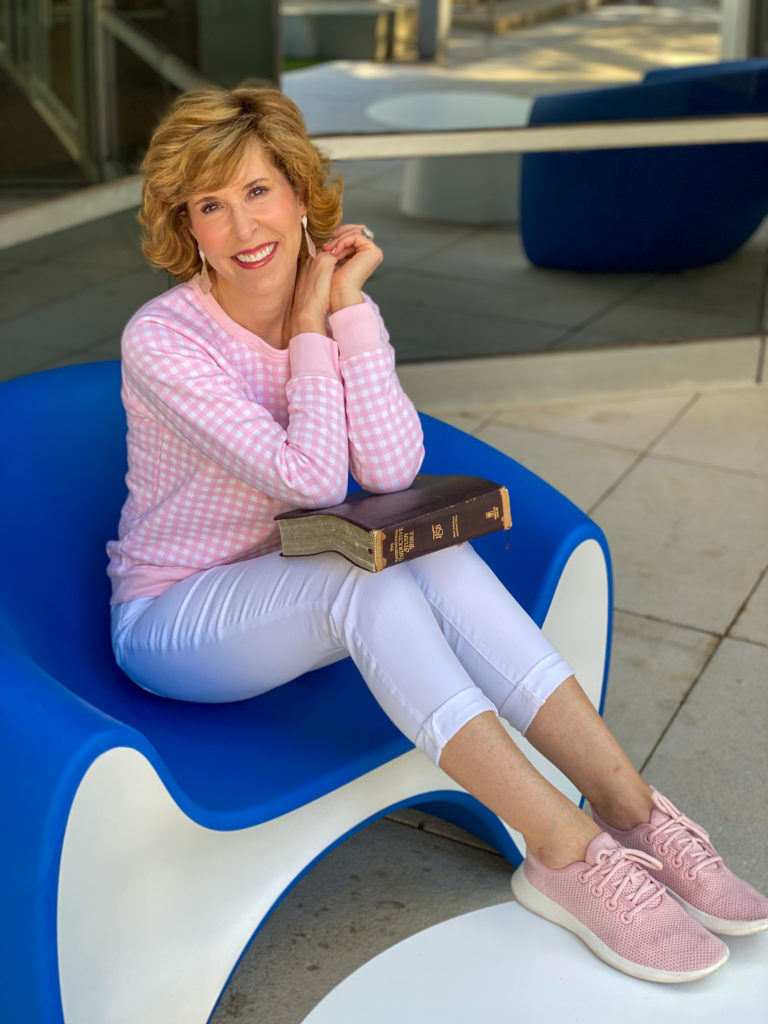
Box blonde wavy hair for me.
[139,87,343,280]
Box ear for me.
[294,185,307,220]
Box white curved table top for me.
[302,901,768,1023]
[366,90,533,131]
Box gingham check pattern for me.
[107,283,424,603]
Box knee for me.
[329,557,423,624]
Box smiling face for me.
[186,140,306,325]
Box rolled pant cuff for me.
[500,651,574,736]
[416,687,498,765]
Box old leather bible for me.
[274,474,512,571]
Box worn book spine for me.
[371,486,511,570]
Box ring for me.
[362,226,374,240]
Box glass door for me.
[0,0,95,181]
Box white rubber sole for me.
[510,867,729,984]
[669,890,768,937]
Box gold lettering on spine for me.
[451,514,460,539]
[431,523,444,540]
[393,527,406,562]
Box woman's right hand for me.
[286,251,337,340]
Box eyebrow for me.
[192,178,270,207]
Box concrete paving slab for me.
[651,389,768,478]
[399,339,764,410]
[401,224,530,283]
[602,609,719,770]
[369,295,569,359]
[730,569,768,648]
[339,187,477,267]
[0,268,166,381]
[45,332,123,369]
[422,237,653,312]
[474,418,637,510]
[387,806,499,853]
[210,817,511,1024]
[607,263,766,321]
[0,334,77,381]
[548,327,651,350]
[583,296,761,346]
[592,455,768,634]
[642,635,768,892]
[0,258,144,324]
[491,391,694,453]
[441,2,718,91]
[421,407,496,434]
[367,266,581,328]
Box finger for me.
[294,251,337,302]
[325,224,374,248]
[328,223,367,239]
[303,250,338,279]
[325,233,379,261]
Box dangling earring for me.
[301,215,316,258]
[198,249,212,294]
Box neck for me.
[210,273,294,349]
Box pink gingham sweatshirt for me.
[106,277,425,604]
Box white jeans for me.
[111,544,573,764]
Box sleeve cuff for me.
[289,333,341,380]
[328,301,387,359]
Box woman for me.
[107,86,767,984]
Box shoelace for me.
[649,791,723,878]
[579,847,665,923]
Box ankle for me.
[528,821,602,870]
[590,784,654,832]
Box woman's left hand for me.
[323,224,383,313]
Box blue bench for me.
[520,59,768,272]
[0,359,612,1024]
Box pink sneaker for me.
[511,832,728,983]
[593,790,768,937]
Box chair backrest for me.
[0,361,128,684]
[520,60,768,271]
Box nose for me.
[231,204,255,241]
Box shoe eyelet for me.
[577,871,590,884]
[620,911,634,925]
[673,856,684,868]
[590,885,603,898]
[684,869,697,881]
[606,899,619,911]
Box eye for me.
[200,201,220,215]
[248,186,268,199]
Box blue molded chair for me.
[0,360,612,1024]
[520,59,768,271]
